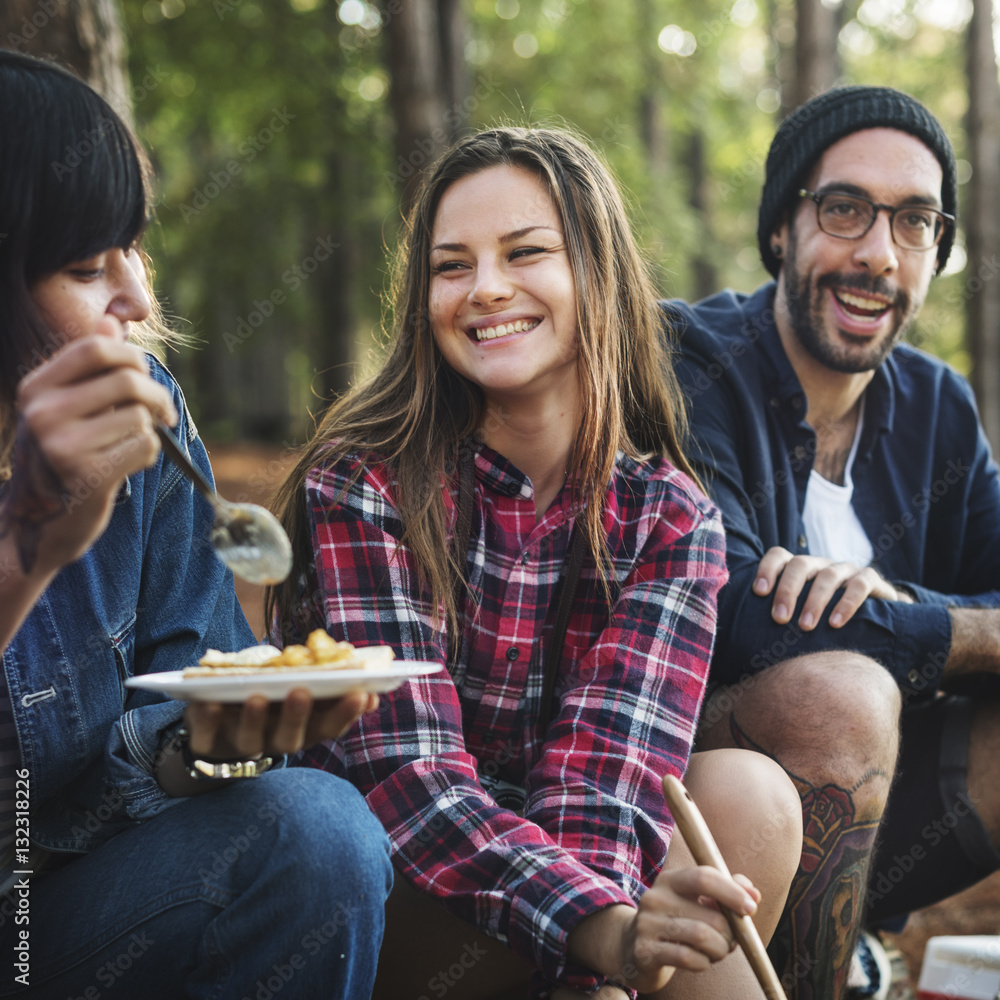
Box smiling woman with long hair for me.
[267,126,802,1000]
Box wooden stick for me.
[663,774,788,1000]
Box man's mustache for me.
[817,272,908,312]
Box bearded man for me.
[667,86,1000,1000]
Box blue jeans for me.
[0,769,392,999]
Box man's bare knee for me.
[700,652,900,783]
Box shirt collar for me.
[473,441,531,499]
[859,355,895,460]
[471,441,585,522]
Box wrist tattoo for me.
[0,417,66,573]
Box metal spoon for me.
[155,423,292,585]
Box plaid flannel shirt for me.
[296,443,727,994]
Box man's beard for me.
[782,233,919,373]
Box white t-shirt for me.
[801,399,874,566]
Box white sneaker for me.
[845,931,892,1000]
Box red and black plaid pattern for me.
[296,444,726,991]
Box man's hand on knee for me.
[754,546,912,630]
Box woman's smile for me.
[467,316,541,342]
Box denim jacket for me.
[2,357,254,876]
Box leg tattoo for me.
[728,717,887,1000]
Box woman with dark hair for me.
[0,51,390,999]
[267,126,801,999]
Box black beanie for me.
[758,85,957,278]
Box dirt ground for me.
[207,440,1000,992]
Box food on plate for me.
[183,629,394,677]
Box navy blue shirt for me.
[665,283,1000,699]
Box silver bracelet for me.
[172,726,275,781]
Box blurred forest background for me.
[3,0,999,451]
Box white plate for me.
[125,661,443,702]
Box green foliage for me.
[125,0,396,440]
[122,0,977,436]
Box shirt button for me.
[769,397,780,408]
[792,396,804,410]
[506,647,519,661]
[521,551,530,564]
[908,669,920,684]
[797,534,808,549]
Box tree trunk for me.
[764,0,796,119]
[437,0,469,126]
[381,0,470,214]
[684,129,718,302]
[965,0,1000,451]
[792,0,838,109]
[313,140,358,407]
[0,0,131,121]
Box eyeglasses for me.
[798,188,954,251]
